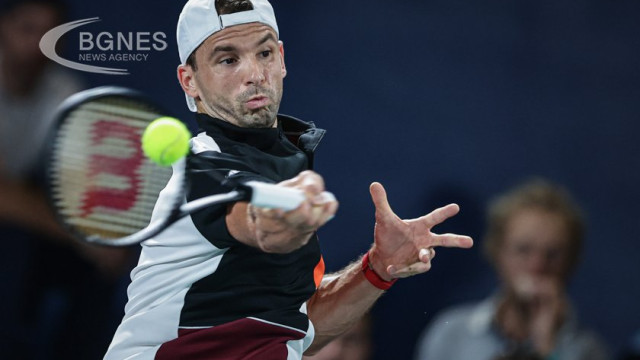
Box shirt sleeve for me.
[186,150,274,248]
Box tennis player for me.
[104,1,473,359]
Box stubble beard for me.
[206,85,282,129]
[238,85,282,128]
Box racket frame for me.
[44,86,316,247]
[44,86,184,246]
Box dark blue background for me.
[61,1,640,359]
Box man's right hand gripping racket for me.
[46,86,329,246]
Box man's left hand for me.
[366,182,473,281]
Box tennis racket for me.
[45,86,319,247]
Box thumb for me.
[369,182,394,219]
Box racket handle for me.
[245,181,306,211]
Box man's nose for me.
[243,58,265,85]
[528,250,549,274]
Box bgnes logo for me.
[39,17,168,75]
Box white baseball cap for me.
[177,0,280,112]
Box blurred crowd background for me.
[1,0,639,359]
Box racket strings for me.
[50,96,173,241]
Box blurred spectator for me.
[414,178,609,360]
[0,0,134,358]
[303,313,373,360]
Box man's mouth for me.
[246,96,270,110]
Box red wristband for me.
[361,252,397,290]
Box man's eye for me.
[220,58,236,65]
[260,50,272,58]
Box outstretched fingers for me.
[419,203,461,228]
[369,182,395,220]
[417,204,473,248]
[431,233,474,248]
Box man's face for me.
[181,23,286,128]
[496,208,571,295]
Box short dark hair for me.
[185,0,254,71]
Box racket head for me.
[45,86,187,246]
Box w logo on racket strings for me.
[81,120,145,217]
[39,17,168,75]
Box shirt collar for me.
[195,113,280,150]
[195,113,326,154]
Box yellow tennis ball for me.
[141,117,191,166]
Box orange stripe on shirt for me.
[313,256,325,288]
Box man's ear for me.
[278,40,287,78]
[177,64,198,97]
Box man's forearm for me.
[305,255,385,355]
[226,202,316,253]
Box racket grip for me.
[245,181,306,211]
